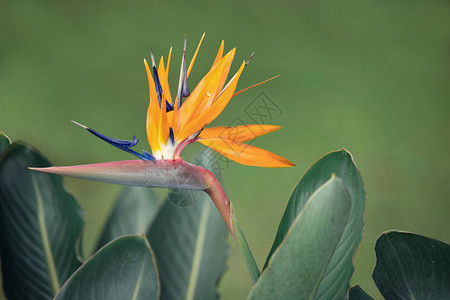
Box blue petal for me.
[72,121,155,161]
[152,66,163,105]
[153,67,174,112]
[150,50,163,106]
[86,128,139,148]
[166,100,174,112]
[150,50,173,112]
[169,127,175,145]
[142,150,155,160]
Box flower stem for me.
[204,176,260,283]
[231,204,261,284]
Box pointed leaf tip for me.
[263,149,366,299]
[249,176,352,299]
[0,132,11,154]
[96,186,163,250]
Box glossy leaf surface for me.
[373,231,450,300]
[55,235,160,300]
[96,186,163,250]
[265,149,366,299]
[249,176,352,299]
[0,142,84,299]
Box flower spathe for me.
[31,34,294,235]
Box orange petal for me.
[215,48,236,100]
[212,40,224,68]
[178,60,245,141]
[158,94,170,151]
[167,110,175,129]
[198,138,294,168]
[171,102,178,131]
[158,56,172,103]
[176,49,235,137]
[187,33,205,79]
[200,125,282,143]
[144,58,161,154]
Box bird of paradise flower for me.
[31,34,294,238]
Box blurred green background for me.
[1,0,449,299]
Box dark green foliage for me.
[0,142,84,299]
[348,286,374,300]
[372,231,450,300]
[96,186,163,250]
[55,236,160,300]
[0,133,10,154]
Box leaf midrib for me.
[131,255,147,300]
[32,175,60,294]
[185,202,210,300]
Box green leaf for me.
[147,154,229,300]
[372,231,450,300]
[248,176,352,299]
[0,142,84,299]
[348,285,374,300]
[0,132,11,154]
[96,186,163,250]
[54,235,160,300]
[264,149,366,299]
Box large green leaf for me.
[147,155,229,300]
[96,186,163,250]
[248,176,352,299]
[0,142,84,299]
[348,286,373,300]
[55,235,160,300]
[264,149,366,299]
[372,231,450,300]
[0,132,11,154]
